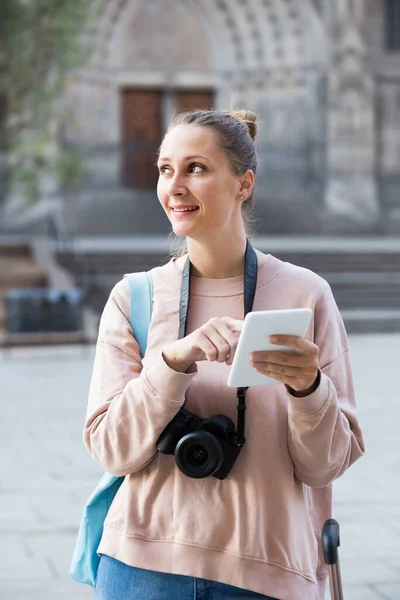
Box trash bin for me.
[5,288,84,334]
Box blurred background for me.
[0,1,400,599]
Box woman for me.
[84,109,365,600]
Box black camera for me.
[156,407,243,480]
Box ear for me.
[239,169,255,201]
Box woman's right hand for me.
[162,317,244,373]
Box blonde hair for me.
[162,109,258,257]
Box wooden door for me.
[120,90,162,189]
[175,91,214,113]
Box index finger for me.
[221,317,244,332]
[269,334,308,351]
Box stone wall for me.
[57,0,400,235]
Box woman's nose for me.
[167,173,187,197]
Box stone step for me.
[0,257,47,288]
[56,249,400,308]
[56,250,167,277]
[340,309,400,333]
[56,240,400,276]
[73,277,400,335]
[55,238,400,334]
[0,243,32,259]
[84,280,400,310]
[81,285,400,334]
[329,280,400,310]
[274,253,400,273]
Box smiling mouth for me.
[171,207,199,213]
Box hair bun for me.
[229,109,258,141]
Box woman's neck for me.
[187,236,248,279]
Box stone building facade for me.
[61,0,400,235]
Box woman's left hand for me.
[251,335,320,393]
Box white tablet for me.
[227,308,313,388]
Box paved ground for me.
[1,334,399,600]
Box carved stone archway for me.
[103,1,325,75]
[65,0,332,230]
[67,0,327,142]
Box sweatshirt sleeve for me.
[83,278,197,477]
[286,278,365,488]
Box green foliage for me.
[13,167,41,206]
[0,0,97,203]
[54,149,86,190]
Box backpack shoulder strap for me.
[123,271,153,358]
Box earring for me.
[240,195,244,200]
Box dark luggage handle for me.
[322,518,344,599]
[322,518,340,565]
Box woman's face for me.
[157,124,246,240]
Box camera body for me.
[156,407,242,480]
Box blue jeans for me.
[94,555,279,600]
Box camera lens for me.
[188,445,208,466]
[174,432,224,479]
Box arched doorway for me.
[65,0,328,232]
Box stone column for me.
[325,0,379,223]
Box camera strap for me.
[178,239,258,447]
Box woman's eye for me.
[191,164,204,173]
[159,166,172,174]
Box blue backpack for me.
[70,271,153,587]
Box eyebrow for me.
[157,155,209,163]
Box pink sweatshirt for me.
[84,249,365,600]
